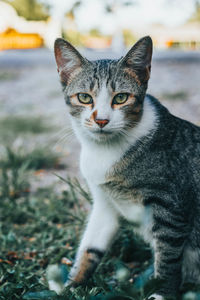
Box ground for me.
[0,47,200,299]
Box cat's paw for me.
[147,294,164,300]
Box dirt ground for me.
[0,47,200,190]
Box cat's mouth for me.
[85,128,120,143]
[94,129,113,135]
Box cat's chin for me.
[85,130,120,144]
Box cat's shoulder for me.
[147,93,200,133]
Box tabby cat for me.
[52,36,200,299]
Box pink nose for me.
[95,119,109,128]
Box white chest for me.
[80,143,124,185]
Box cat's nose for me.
[95,119,109,128]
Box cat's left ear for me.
[120,36,153,83]
[54,38,88,85]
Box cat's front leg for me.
[66,196,119,286]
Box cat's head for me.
[54,36,152,144]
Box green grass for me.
[0,71,19,81]
[0,154,199,300]
[0,161,155,299]
[0,116,54,138]
[0,115,57,146]
[161,91,188,101]
[0,116,63,172]
[0,147,63,170]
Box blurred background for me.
[1,0,200,183]
[0,1,200,298]
[0,0,200,196]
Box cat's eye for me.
[77,93,93,104]
[112,93,129,105]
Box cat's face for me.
[54,36,152,144]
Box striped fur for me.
[54,36,200,298]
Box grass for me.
[0,149,200,299]
[161,91,188,101]
[0,71,19,81]
[0,116,55,143]
[0,159,155,300]
[0,116,53,135]
[0,147,63,170]
[0,115,64,171]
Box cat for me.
[52,36,200,299]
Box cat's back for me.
[173,114,200,190]
[157,98,200,175]
[136,95,200,163]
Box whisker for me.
[53,126,75,149]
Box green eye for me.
[112,93,129,105]
[77,93,93,104]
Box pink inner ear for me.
[55,47,76,83]
[55,47,65,72]
[54,39,87,85]
[60,67,74,84]
[59,57,82,85]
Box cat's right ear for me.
[54,38,87,85]
[119,36,153,84]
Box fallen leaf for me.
[61,257,72,266]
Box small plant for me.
[161,91,188,101]
[0,70,19,81]
[0,162,30,201]
[0,147,63,170]
[0,116,54,137]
